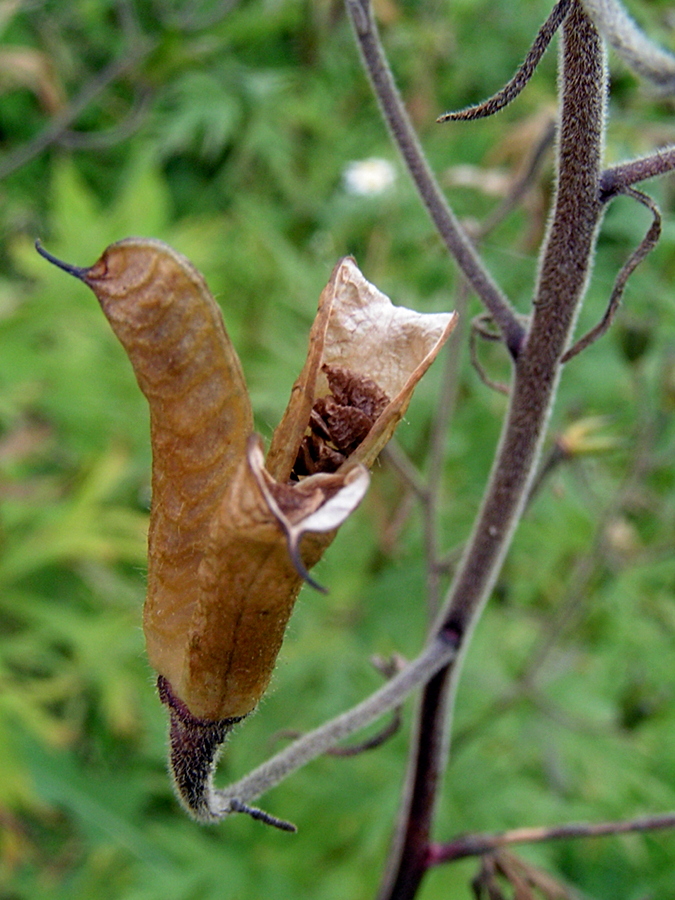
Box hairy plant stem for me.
[211,632,457,815]
[438,0,571,122]
[600,146,675,198]
[428,811,675,864]
[375,4,607,897]
[562,187,661,362]
[344,0,524,357]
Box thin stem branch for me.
[274,655,406,758]
[381,441,428,501]
[212,633,457,814]
[469,318,510,396]
[476,118,556,239]
[562,188,661,362]
[326,709,402,756]
[438,0,571,122]
[344,0,525,357]
[157,0,242,32]
[428,812,675,864]
[376,5,607,897]
[600,146,675,199]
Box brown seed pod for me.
[37,240,457,821]
[37,239,255,714]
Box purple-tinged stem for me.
[427,811,675,865]
[344,0,525,358]
[600,146,675,200]
[376,4,607,897]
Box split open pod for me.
[37,238,457,822]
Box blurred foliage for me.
[1,0,675,898]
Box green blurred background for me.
[1,0,675,897]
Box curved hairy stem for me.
[438,0,571,122]
[428,811,675,864]
[600,146,675,199]
[207,634,456,818]
[344,0,525,357]
[562,188,661,362]
[376,5,607,897]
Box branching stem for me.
[212,633,457,814]
[437,0,571,122]
[600,146,675,199]
[375,5,607,897]
[427,811,675,864]
[562,188,661,362]
[344,0,525,357]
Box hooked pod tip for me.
[35,239,90,281]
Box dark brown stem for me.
[377,5,607,897]
[344,0,525,358]
[427,812,675,864]
[600,146,675,199]
[438,0,571,122]
[326,709,402,756]
[562,188,661,362]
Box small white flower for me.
[343,157,397,196]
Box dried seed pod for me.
[268,257,459,481]
[183,437,369,718]
[38,241,458,821]
[37,239,254,710]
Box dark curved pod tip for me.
[35,240,90,281]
